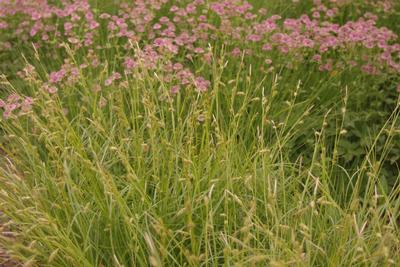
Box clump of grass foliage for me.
[0,0,399,266]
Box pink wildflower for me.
[171,85,180,94]
[105,78,113,86]
[48,86,58,94]
[231,47,241,57]
[194,76,210,92]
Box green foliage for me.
[0,0,399,266]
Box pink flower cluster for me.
[0,93,33,119]
[105,72,122,86]
[42,60,81,93]
[264,14,400,74]
[0,0,399,118]
[0,0,100,47]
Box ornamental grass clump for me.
[0,0,399,266]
